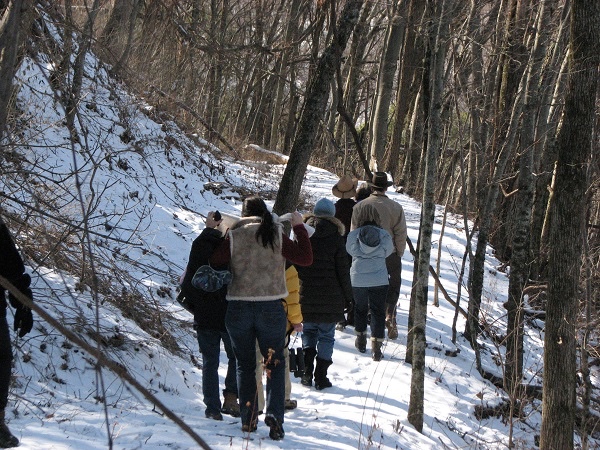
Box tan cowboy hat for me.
[332,175,358,199]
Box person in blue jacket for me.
[346,203,394,361]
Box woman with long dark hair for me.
[210,196,312,440]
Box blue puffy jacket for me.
[346,225,394,287]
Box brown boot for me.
[371,338,384,361]
[0,410,18,448]
[221,391,240,417]
[385,318,398,340]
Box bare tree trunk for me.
[505,0,551,395]
[407,0,450,433]
[273,0,364,215]
[0,0,33,138]
[385,0,426,179]
[540,0,599,447]
[268,0,302,151]
[368,2,405,171]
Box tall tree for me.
[505,0,552,395]
[273,0,364,215]
[407,0,451,432]
[540,0,600,447]
[368,1,405,171]
[0,0,33,138]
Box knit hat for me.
[369,171,393,190]
[313,198,335,217]
[332,175,358,199]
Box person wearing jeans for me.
[296,198,353,390]
[196,330,237,418]
[180,211,240,420]
[346,203,394,361]
[210,197,312,441]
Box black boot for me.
[314,358,333,390]
[355,331,367,353]
[301,347,317,387]
[0,410,18,448]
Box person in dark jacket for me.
[296,198,353,390]
[180,211,239,421]
[332,175,358,331]
[0,216,34,448]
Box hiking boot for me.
[301,347,317,387]
[264,415,285,440]
[284,399,297,410]
[241,420,258,433]
[355,331,367,353]
[371,338,384,362]
[221,391,240,417]
[205,411,223,421]
[314,358,333,390]
[386,318,398,340]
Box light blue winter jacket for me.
[346,224,394,287]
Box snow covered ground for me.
[0,37,564,450]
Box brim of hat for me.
[332,186,357,199]
[368,181,393,188]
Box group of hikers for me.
[179,171,407,441]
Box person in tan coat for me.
[351,172,407,340]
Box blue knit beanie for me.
[313,198,335,217]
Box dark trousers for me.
[0,307,13,410]
[196,329,237,415]
[353,285,388,339]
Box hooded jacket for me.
[351,191,407,256]
[346,224,394,287]
[295,214,353,323]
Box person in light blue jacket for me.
[346,204,394,361]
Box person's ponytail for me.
[241,196,278,250]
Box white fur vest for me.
[226,217,288,301]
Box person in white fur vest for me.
[210,196,312,441]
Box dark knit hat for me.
[313,198,336,217]
[369,171,393,190]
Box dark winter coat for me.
[180,227,228,331]
[0,218,31,310]
[295,215,353,324]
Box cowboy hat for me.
[332,175,358,199]
[368,172,393,190]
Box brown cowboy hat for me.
[332,175,358,199]
[368,171,393,190]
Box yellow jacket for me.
[283,265,302,332]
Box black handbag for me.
[191,265,232,292]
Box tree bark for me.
[407,0,450,433]
[273,0,364,215]
[540,0,599,448]
[368,2,405,171]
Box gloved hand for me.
[13,305,33,337]
[7,273,34,337]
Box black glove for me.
[7,273,34,337]
[13,305,33,337]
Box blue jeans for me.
[196,329,237,416]
[225,300,287,424]
[302,322,336,361]
[353,285,388,339]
